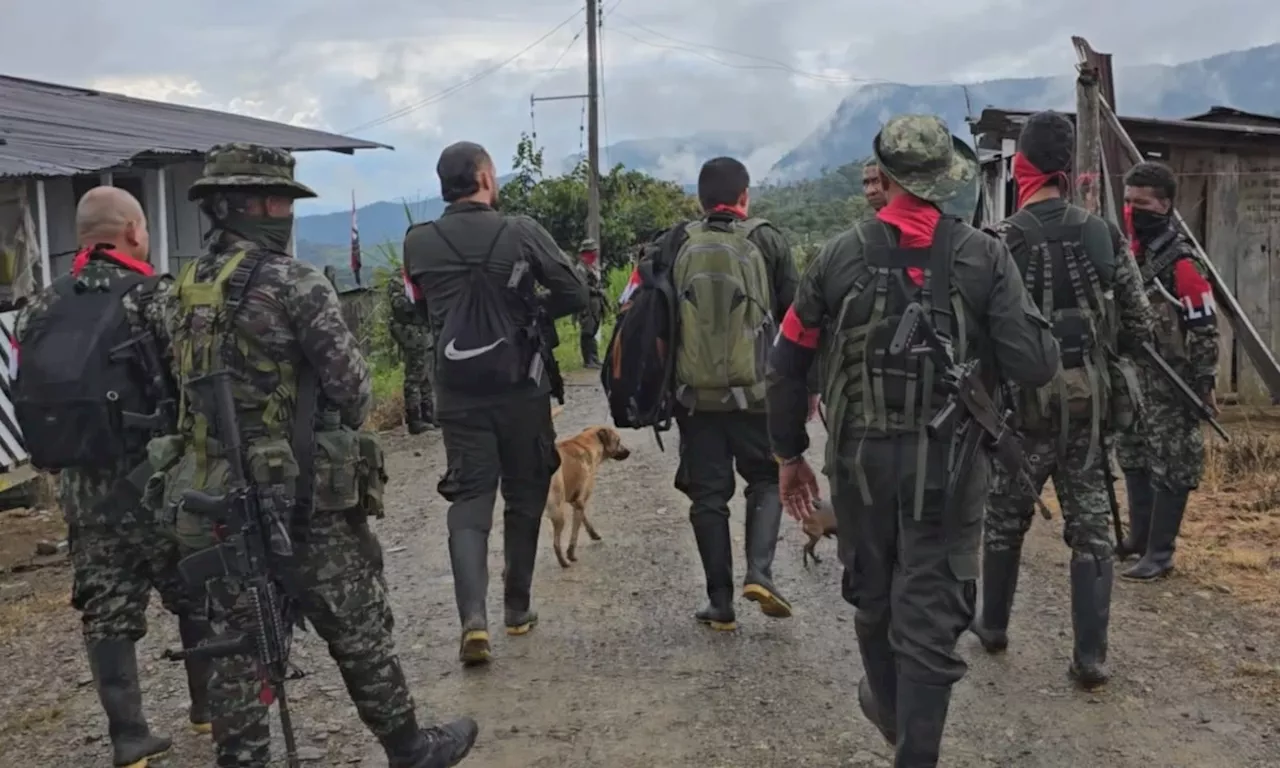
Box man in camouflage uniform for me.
[973,111,1153,689]
[16,186,210,767]
[162,144,476,768]
[575,238,605,369]
[768,116,1059,767]
[386,273,435,432]
[1115,160,1220,581]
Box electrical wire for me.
[342,6,584,135]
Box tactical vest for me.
[818,217,982,518]
[1003,205,1116,467]
[1138,230,1199,362]
[173,250,298,488]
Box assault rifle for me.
[1142,277,1230,443]
[110,331,178,435]
[162,369,303,768]
[889,302,1053,521]
[511,260,565,404]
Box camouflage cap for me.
[187,142,317,201]
[873,115,976,204]
[938,139,982,224]
[579,238,598,251]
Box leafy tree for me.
[752,159,875,249]
[500,132,699,269]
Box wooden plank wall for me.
[1226,151,1280,403]
[1203,152,1241,396]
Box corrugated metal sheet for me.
[0,74,392,178]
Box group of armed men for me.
[13,107,1219,768]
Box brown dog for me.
[545,425,631,568]
[802,498,838,567]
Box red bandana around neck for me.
[710,203,747,219]
[1012,152,1068,209]
[71,245,155,278]
[876,195,941,286]
[580,251,599,269]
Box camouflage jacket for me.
[16,251,174,522]
[386,270,427,328]
[162,236,371,433]
[1137,234,1219,395]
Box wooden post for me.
[585,0,601,243]
[35,180,50,288]
[156,167,170,274]
[1075,64,1102,214]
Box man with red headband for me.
[576,238,605,368]
[13,186,210,766]
[973,110,1153,691]
[1115,160,1219,581]
[767,115,1059,766]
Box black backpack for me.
[600,227,683,446]
[14,273,162,471]
[431,221,534,396]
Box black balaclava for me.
[201,190,294,253]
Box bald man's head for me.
[76,186,150,262]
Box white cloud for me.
[2,0,1278,213]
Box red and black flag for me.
[350,190,362,286]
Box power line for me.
[601,0,625,168]
[611,13,955,86]
[342,6,584,135]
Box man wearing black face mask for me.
[1115,160,1219,582]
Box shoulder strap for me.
[928,217,957,339]
[432,220,509,271]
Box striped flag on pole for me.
[403,268,422,304]
[617,266,642,306]
[350,190,362,287]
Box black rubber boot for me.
[1115,470,1154,560]
[1068,555,1112,690]
[503,512,543,636]
[177,614,213,735]
[580,335,600,369]
[969,545,1022,653]
[895,678,952,768]
[854,613,896,746]
[448,529,492,665]
[407,404,428,435]
[86,638,172,768]
[742,486,792,618]
[383,716,480,768]
[1123,486,1189,581]
[692,515,736,631]
[420,399,438,430]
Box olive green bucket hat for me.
[188,142,317,201]
[873,115,977,204]
[938,140,982,223]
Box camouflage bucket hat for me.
[873,115,976,204]
[938,139,982,224]
[187,142,318,201]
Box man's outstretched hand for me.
[780,457,820,522]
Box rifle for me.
[889,302,1053,521]
[110,331,178,434]
[162,369,303,768]
[1140,278,1230,443]
[510,260,565,404]
[1102,439,1125,546]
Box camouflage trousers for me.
[192,510,415,767]
[1115,372,1205,492]
[985,427,1115,561]
[392,323,434,416]
[60,468,193,644]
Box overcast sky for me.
[4,1,1279,214]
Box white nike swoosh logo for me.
[443,338,506,361]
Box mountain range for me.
[297,42,1280,258]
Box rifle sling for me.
[290,367,319,547]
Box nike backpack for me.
[430,221,533,396]
[671,217,776,410]
[13,273,161,470]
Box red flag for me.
[350,191,362,286]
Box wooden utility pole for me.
[1075,63,1102,214]
[585,0,601,243]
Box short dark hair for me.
[697,157,750,211]
[1124,160,1177,201]
[1017,111,1074,175]
[437,141,493,203]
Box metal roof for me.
[0,74,392,178]
[970,107,1280,151]
[1183,105,1280,127]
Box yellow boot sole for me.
[120,748,171,768]
[459,630,492,666]
[506,619,537,636]
[190,721,213,736]
[743,584,793,618]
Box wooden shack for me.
[970,106,1280,404]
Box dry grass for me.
[1176,415,1280,614]
[369,390,407,433]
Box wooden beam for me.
[34,180,50,288]
[155,168,170,275]
[1075,63,1102,214]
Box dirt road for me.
[2,372,1279,766]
